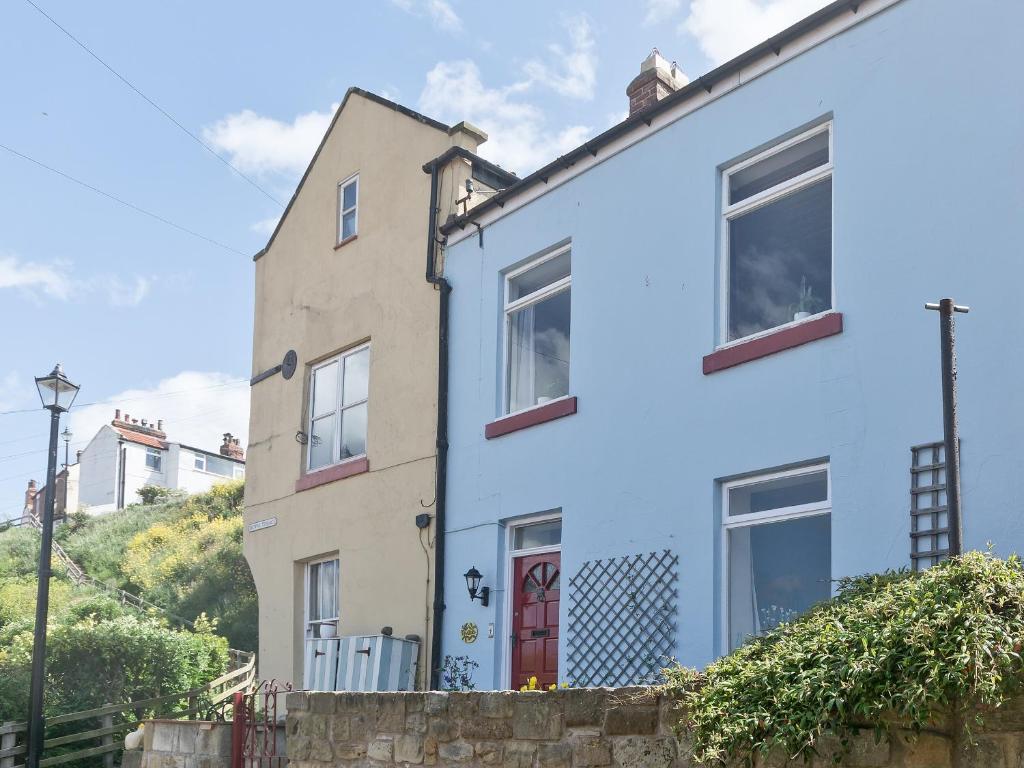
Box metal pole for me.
[25,408,62,768]
[925,298,969,557]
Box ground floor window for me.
[723,464,831,651]
[306,558,339,639]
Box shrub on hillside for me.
[121,482,255,649]
[0,611,226,722]
[664,552,1024,765]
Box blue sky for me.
[0,0,826,519]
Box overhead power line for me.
[0,142,247,256]
[22,0,284,208]
[0,378,249,417]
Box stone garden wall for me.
[284,687,1024,767]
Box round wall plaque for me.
[282,349,298,380]
[460,622,478,644]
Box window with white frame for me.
[308,345,369,471]
[723,464,831,651]
[305,558,339,639]
[722,123,833,343]
[192,452,238,478]
[504,247,571,414]
[145,447,162,471]
[338,174,358,242]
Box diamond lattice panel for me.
[566,549,678,687]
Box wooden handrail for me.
[0,652,255,768]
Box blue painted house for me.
[431,0,1024,690]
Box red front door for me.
[511,552,561,689]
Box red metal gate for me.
[231,681,290,768]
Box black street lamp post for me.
[26,363,80,768]
[61,426,72,469]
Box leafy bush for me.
[664,552,1024,765]
[0,611,226,722]
[122,509,256,649]
[0,527,47,580]
[135,485,180,506]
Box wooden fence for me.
[0,651,255,768]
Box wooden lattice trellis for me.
[565,549,678,687]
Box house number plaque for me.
[460,622,478,644]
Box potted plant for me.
[789,276,823,321]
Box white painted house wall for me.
[76,425,120,512]
[72,425,243,514]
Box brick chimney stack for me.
[220,433,244,460]
[626,49,688,117]
[23,480,38,521]
[112,409,167,439]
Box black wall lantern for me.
[463,566,489,607]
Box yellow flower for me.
[560,682,569,688]
[548,684,557,691]
[528,676,538,690]
[519,685,527,692]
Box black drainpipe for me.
[425,160,450,690]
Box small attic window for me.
[337,174,359,243]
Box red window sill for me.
[334,234,358,250]
[485,397,578,439]
[295,457,369,492]
[703,312,844,374]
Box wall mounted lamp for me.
[463,566,490,607]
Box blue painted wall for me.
[439,0,1024,689]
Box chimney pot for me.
[142,419,148,427]
[626,48,689,118]
[157,420,163,431]
[115,409,121,420]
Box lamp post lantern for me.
[26,363,80,768]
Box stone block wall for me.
[140,720,233,768]
[284,688,1024,768]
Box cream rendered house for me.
[244,88,513,690]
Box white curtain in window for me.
[509,306,536,411]
[319,560,339,620]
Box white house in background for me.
[66,409,245,514]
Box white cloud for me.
[202,105,337,177]
[419,60,592,176]
[0,253,151,308]
[522,14,597,100]
[682,0,830,65]
[0,254,72,300]
[106,276,151,308]
[251,216,280,236]
[645,0,682,25]
[391,0,463,32]
[69,371,251,457]
[427,0,462,32]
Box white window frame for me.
[501,245,572,416]
[145,447,162,471]
[718,122,834,348]
[303,555,340,640]
[720,462,831,655]
[500,511,563,690]
[306,343,370,472]
[337,173,359,243]
[193,453,206,472]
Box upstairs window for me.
[193,452,237,478]
[504,247,571,414]
[722,123,832,343]
[308,345,369,471]
[337,174,359,242]
[145,447,162,471]
[723,464,831,651]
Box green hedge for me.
[665,552,1024,765]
